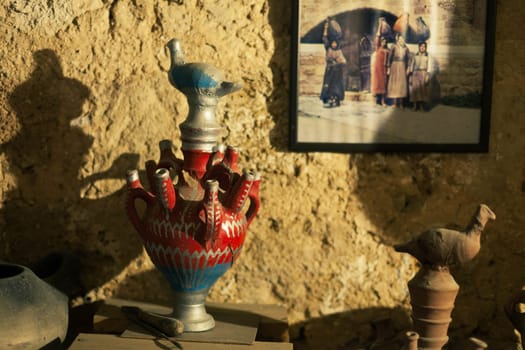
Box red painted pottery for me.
[126,39,260,332]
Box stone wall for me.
[0,0,524,349]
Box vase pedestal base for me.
[172,290,215,332]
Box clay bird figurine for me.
[166,39,241,100]
[394,204,496,267]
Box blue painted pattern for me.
[169,64,219,90]
[158,263,231,292]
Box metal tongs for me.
[121,305,184,348]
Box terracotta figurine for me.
[395,204,496,350]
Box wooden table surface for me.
[67,298,292,350]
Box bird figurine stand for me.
[395,204,496,350]
[406,265,459,349]
[125,39,260,332]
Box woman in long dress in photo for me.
[387,33,410,108]
[371,35,389,106]
[408,41,435,111]
[320,20,347,108]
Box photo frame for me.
[289,0,496,153]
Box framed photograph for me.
[289,0,496,152]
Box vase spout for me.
[155,168,176,211]
[202,179,223,244]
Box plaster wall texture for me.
[0,0,523,349]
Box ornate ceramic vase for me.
[126,39,260,332]
[0,262,69,349]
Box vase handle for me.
[126,187,156,235]
[245,173,261,227]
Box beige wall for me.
[0,0,523,348]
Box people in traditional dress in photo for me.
[387,33,410,108]
[408,41,434,111]
[371,35,389,106]
[320,19,347,108]
[359,35,372,92]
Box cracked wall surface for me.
[0,0,524,349]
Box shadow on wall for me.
[1,49,142,297]
[112,266,173,304]
[267,0,292,151]
[290,303,516,350]
[291,306,411,350]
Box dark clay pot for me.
[0,263,68,349]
